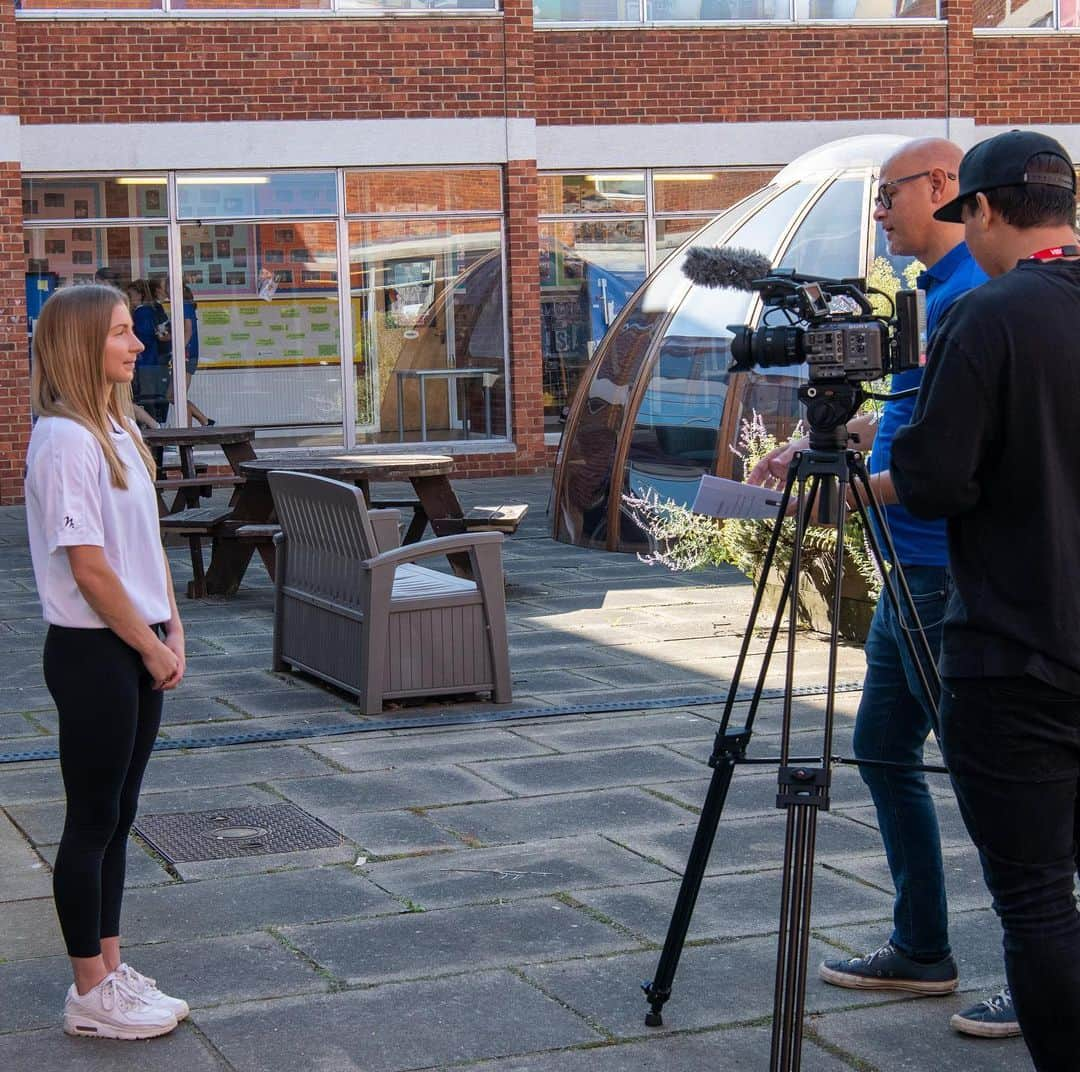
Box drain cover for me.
[133,804,342,863]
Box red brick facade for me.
[3,3,1079,501]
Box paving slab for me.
[0,1024,221,1072]
[608,809,890,877]
[36,839,175,888]
[194,970,602,1072]
[425,787,697,848]
[467,747,706,796]
[808,985,1031,1071]
[119,867,402,943]
[315,807,465,856]
[508,710,720,753]
[522,936,899,1038]
[464,1024,852,1071]
[139,744,336,794]
[576,866,893,945]
[5,784,280,846]
[362,835,676,909]
[307,727,557,771]
[0,809,51,900]
[1,896,67,961]
[271,764,513,817]
[0,932,326,1034]
[283,896,645,984]
[827,842,994,913]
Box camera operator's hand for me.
[746,436,809,489]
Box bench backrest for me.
[268,471,380,606]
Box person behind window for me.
[125,280,170,427]
[24,283,189,1040]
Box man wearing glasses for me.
[749,137,1013,1037]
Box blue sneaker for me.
[950,986,1022,1038]
[819,941,958,995]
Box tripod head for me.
[799,380,864,454]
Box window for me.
[538,167,778,431]
[16,0,497,12]
[534,0,937,22]
[23,167,509,450]
[975,0,1077,28]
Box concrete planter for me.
[760,562,875,644]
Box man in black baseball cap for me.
[891,130,1080,1072]
[933,129,1076,225]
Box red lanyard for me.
[1028,245,1080,261]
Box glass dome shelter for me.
[551,135,918,554]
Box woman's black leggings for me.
[44,626,163,958]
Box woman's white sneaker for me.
[63,971,178,1040]
[117,963,190,1021]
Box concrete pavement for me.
[0,474,1027,1070]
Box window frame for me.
[22,166,513,451]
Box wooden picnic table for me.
[201,452,467,596]
[143,425,257,512]
[144,425,259,597]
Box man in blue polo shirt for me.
[749,138,1013,1037]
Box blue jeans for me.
[853,565,950,959]
[942,675,1080,1072]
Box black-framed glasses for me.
[874,170,956,210]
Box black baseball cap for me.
[934,129,1077,222]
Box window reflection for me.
[176,172,337,220]
[539,220,646,429]
[179,221,342,446]
[22,176,166,221]
[348,218,506,443]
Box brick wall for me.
[973,36,1080,123]
[17,19,507,123]
[503,158,546,471]
[534,27,949,124]
[0,0,28,503]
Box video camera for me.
[727,270,926,385]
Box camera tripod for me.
[641,382,945,1071]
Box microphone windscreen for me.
[681,246,773,291]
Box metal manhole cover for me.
[133,804,342,863]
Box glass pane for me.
[348,218,507,444]
[538,172,646,215]
[179,221,343,447]
[345,168,502,215]
[649,0,786,18]
[1062,0,1079,26]
[653,169,780,214]
[177,172,337,220]
[338,0,497,8]
[655,217,713,262]
[795,0,938,15]
[535,0,644,19]
[18,0,160,8]
[777,177,865,279]
[22,177,167,222]
[25,224,179,425]
[172,0,329,7]
[973,0,1052,25]
[539,219,646,430]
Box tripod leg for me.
[770,468,846,1072]
[643,465,820,1028]
[643,752,737,1026]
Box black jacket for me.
[891,258,1080,695]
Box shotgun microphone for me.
[681,246,773,291]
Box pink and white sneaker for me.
[63,971,177,1040]
[117,963,190,1021]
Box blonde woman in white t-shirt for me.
[25,284,189,1040]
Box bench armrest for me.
[363,530,502,570]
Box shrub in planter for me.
[624,412,881,642]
